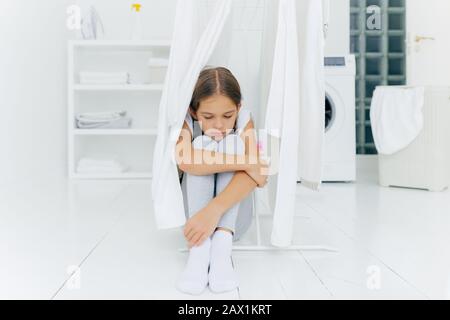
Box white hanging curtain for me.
[152,0,233,229]
[264,0,325,247]
[152,0,326,247]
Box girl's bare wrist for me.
[208,198,227,218]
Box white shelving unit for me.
[68,40,171,179]
[73,84,165,91]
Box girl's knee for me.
[217,134,245,155]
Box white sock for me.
[208,230,239,293]
[176,237,211,295]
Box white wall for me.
[0,0,72,187]
[0,0,349,185]
[325,0,350,55]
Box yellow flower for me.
[132,4,142,12]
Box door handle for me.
[415,35,435,43]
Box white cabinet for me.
[68,40,170,179]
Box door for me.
[406,0,450,86]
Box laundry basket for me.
[378,86,450,192]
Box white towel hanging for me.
[370,86,425,155]
[263,0,326,247]
[151,0,233,229]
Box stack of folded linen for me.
[76,155,129,174]
[79,71,130,84]
[75,111,133,129]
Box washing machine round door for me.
[324,82,346,143]
[325,94,335,132]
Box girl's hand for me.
[184,204,222,248]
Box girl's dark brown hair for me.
[189,67,242,113]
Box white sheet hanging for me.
[264,0,325,247]
[152,0,233,229]
[297,0,326,190]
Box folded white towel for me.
[75,111,127,122]
[78,158,120,167]
[76,117,132,129]
[370,86,425,155]
[80,79,129,85]
[77,166,128,174]
[77,156,129,173]
[80,75,128,80]
[147,57,169,67]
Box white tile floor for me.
[1,156,450,300]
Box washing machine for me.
[322,55,356,182]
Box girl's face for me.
[190,94,240,141]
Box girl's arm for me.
[175,121,252,176]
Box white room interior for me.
[1,0,450,300]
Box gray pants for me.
[180,134,254,242]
